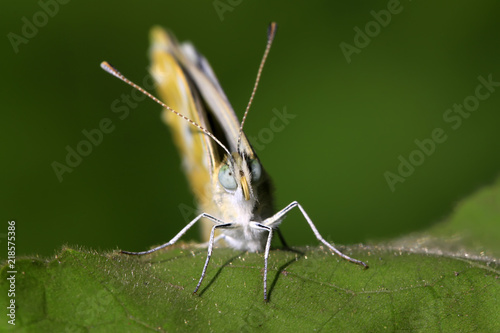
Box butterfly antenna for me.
[100,61,232,158]
[237,22,277,153]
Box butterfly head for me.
[217,152,262,204]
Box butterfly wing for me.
[173,39,275,224]
[150,27,274,241]
[150,27,220,240]
[160,32,254,157]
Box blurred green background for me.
[1,1,499,258]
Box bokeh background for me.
[1,1,499,258]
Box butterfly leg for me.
[193,222,235,294]
[195,234,225,249]
[121,213,226,255]
[264,201,368,268]
[250,223,273,301]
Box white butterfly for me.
[101,22,367,301]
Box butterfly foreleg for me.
[195,234,225,249]
[193,222,236,294]
[263,201,368,268]
[121,212,226,255]
[249,222,273,301]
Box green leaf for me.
[2,178,500,332]
[387,175,500,258]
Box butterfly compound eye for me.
[250,159,262,182]
[218,164,237,190]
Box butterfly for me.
[101,22,367,301]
